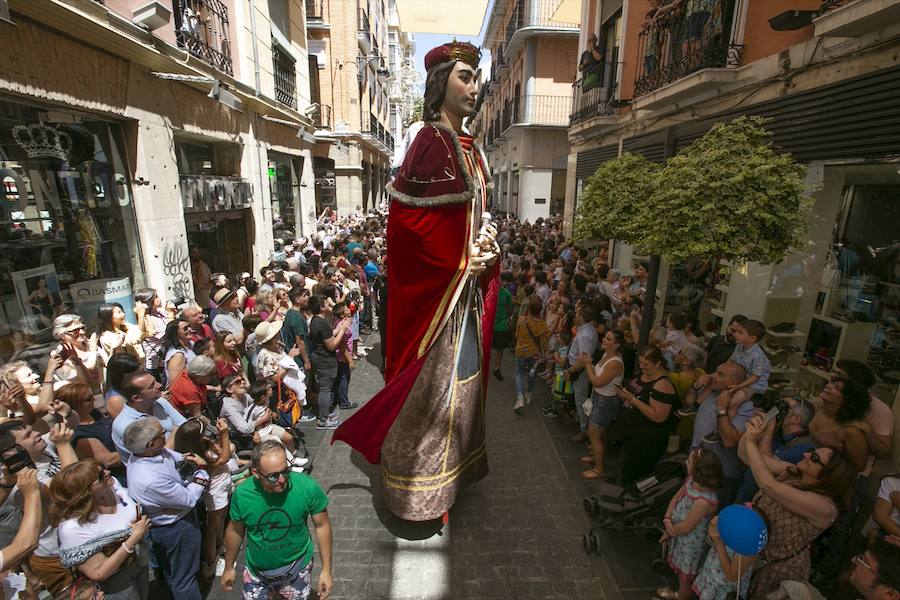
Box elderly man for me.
[211,288,244,343]
[124,417,209,600]
[221,440,333,600]
[181,305,213,344]
[685,361,754,504]
[169,355,216,418]
[111,370,186,461]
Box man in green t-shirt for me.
[491,271,514,381]
[221,440,333,599]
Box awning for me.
[395,0,490,35]
[551,0,582,25]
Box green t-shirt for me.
[229,472,329,573]
[282,308,310,366]
[494,287,512,332]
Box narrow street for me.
[210,332,667,600]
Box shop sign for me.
[179,175,254,211]
[1,123,132,210]
[69,277,135,330]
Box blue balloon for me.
[717,504,768,556]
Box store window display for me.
[0,99,143,369]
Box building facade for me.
[566,0,900,461]
[471,0,579,222]
[386,0,416,162]
[0,0,317,356]
[306,0,395,216]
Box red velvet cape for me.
[332,123,499,464]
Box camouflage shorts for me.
[242,560,312,600]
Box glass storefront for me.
[268,153,303,240]
[0,98,142,365]
[176,139,253,284]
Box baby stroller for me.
[582,453,687,554]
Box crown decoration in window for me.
[12,123,74,162]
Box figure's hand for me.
[0,382,25,411]
[469,251,497,275]
[15,467,39,498]
[183,452,208,468]
[708,517,721,542]
[216,418,229,436]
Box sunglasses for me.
[808,451,824,466]
[258,466,292,484]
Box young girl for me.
[246,381,297,452]
[541,330,574,418]
[657,448,723,600]
[173,417,236,578]
[213,331,242,380]
[692,511,763,600]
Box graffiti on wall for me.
[161,237,193,303]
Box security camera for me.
[303,103,320,117]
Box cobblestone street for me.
[208,332,667,600]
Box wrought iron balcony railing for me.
[173,0,233,76]
[306,0,326,21]
[503,0,579,45]
[272,41,297,109]
[633,0,740,97]
[570,62,620,125]
[314,104,332,130]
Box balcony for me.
[569,61,620,128]
[305,0,329,29]
[363,113,393,154]
[173,0,233,76]
[814,0,900,37]
[490,94,570,143]
[632,0,740,104]
[272,40,297,109]
[314,104,332,130]
[499,0,579,61]
[358,8,372,54]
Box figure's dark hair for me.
[690,448,724,490]
[423,61,458,122]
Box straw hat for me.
[213,288,236,306]
[254,320,284,346]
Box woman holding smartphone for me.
[50,459,151,600]
[614,346,678,484]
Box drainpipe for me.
[248,0,262,96]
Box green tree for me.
[642,115,811,264]
[575,116,810,265]
[573,152,659,245]
[408,98,424,125]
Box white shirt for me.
[877,476,900,529]
[58,480,138,550]
[593,356,624,396]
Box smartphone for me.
[1,445,35,474]
[763,407,779,424]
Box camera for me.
[172,296,188,307]
[176,459,199,479]
[1,444,35,474]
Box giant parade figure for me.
[333,41,501,521]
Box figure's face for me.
[112,307,126,326]
[441,61,479,119]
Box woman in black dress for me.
[614,346,678,484]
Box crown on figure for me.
[12,123,73,162]
[424,41,482,71]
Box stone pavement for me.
[206,333,669,600]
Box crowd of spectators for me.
[0,206,897,600]
[487,214,899,600]
[0,209,388,599]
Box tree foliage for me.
[573,152,659,245]
[574,116,811,265]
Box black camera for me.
[172,296,188,306]
[176,459,199,479]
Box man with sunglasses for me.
[222,439,333,600]
[849,540,900,600]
